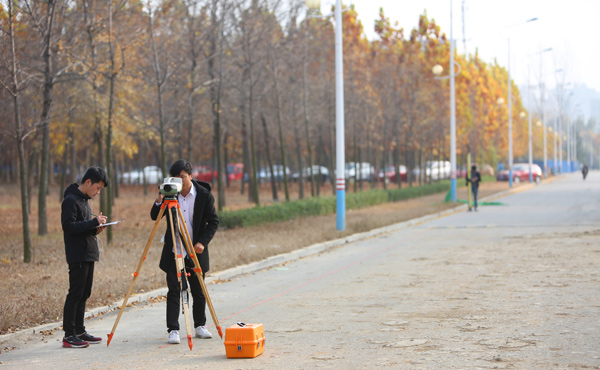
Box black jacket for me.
[61,183,101,264]
[151,180,219,274]
[466,170,482,189]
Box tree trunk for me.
[302,47,315,197]
[223,132,230,188]
[240,84,250,198]
[292,102,304,200]
[247,70,259,206]
[37,0,57,236]
[148,6,167,179]
[7,1,33,262]
[261,114,277,201]
[84,1,107,218]
[271,61,290,202]
[353,133,358,193]
[27,144,38,215]
[208,0,226,210]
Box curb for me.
[0,179,550,345]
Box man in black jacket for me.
[61,166,108,348]
[466,165,482,211]
[151,159,219,344]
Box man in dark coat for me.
[466,165,482,211]
[61,166,109,348]
[151,159,219,344]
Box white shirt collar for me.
[181,182,196,200]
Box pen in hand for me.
[92,212,108,225]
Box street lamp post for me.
[449,0,457,202]
[503,18,538,187]
[306,0,345,230]
[431,0,458,202]
[508,38,513,188]
[527,47,552,179]
[334,0,345,230]
[553,124,558,174]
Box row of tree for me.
[1,0,591,262]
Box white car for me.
[122,166,163,184]
[294,165,330,182]
[425,161,451,180]
[258,165,290,183]
[344,162,375,181]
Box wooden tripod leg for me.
[177,207,223,339]
[107,207,165,347]
[167,206,194,350]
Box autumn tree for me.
[1,1,34,261]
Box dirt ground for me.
[0,179,514,334]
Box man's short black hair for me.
[170,159,193,177]
[471,165,477,170]
[82,166,109,187]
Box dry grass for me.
[0,180,512,334]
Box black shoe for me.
[77,331,102,344]
[63,335,89,348]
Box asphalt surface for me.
[1,172,599,369]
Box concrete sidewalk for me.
[6,174,597,369]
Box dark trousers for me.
[472,185,479,209]
[63,261,94,337]
[166,261,206,332]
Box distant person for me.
[582,164,589,180]
[466,165,482,211]
[61,166,109,348]
[151,159,219,345]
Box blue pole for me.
[336,188,345,230]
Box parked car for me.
[378,165,407,183]
[227,163,244,181]
[413,161,451,180]
[344,162,375,181]
[427,161,451,180]
[192,165,217,182]
[292,165,330,183]
[496,163,542,183]
[121,165,163,184]
[258,165,290,183]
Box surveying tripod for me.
[106,197,222,350]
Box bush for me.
[219,181,451,230]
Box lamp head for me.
[497,97,505,105]
[432,64,443,76]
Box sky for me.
[309,0,600,94]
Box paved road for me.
[2,173,600,369]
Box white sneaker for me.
[168,330,180,344]
[195,326,212,339]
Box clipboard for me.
[99,219,124,227]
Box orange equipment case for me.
[224,323,265,358]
